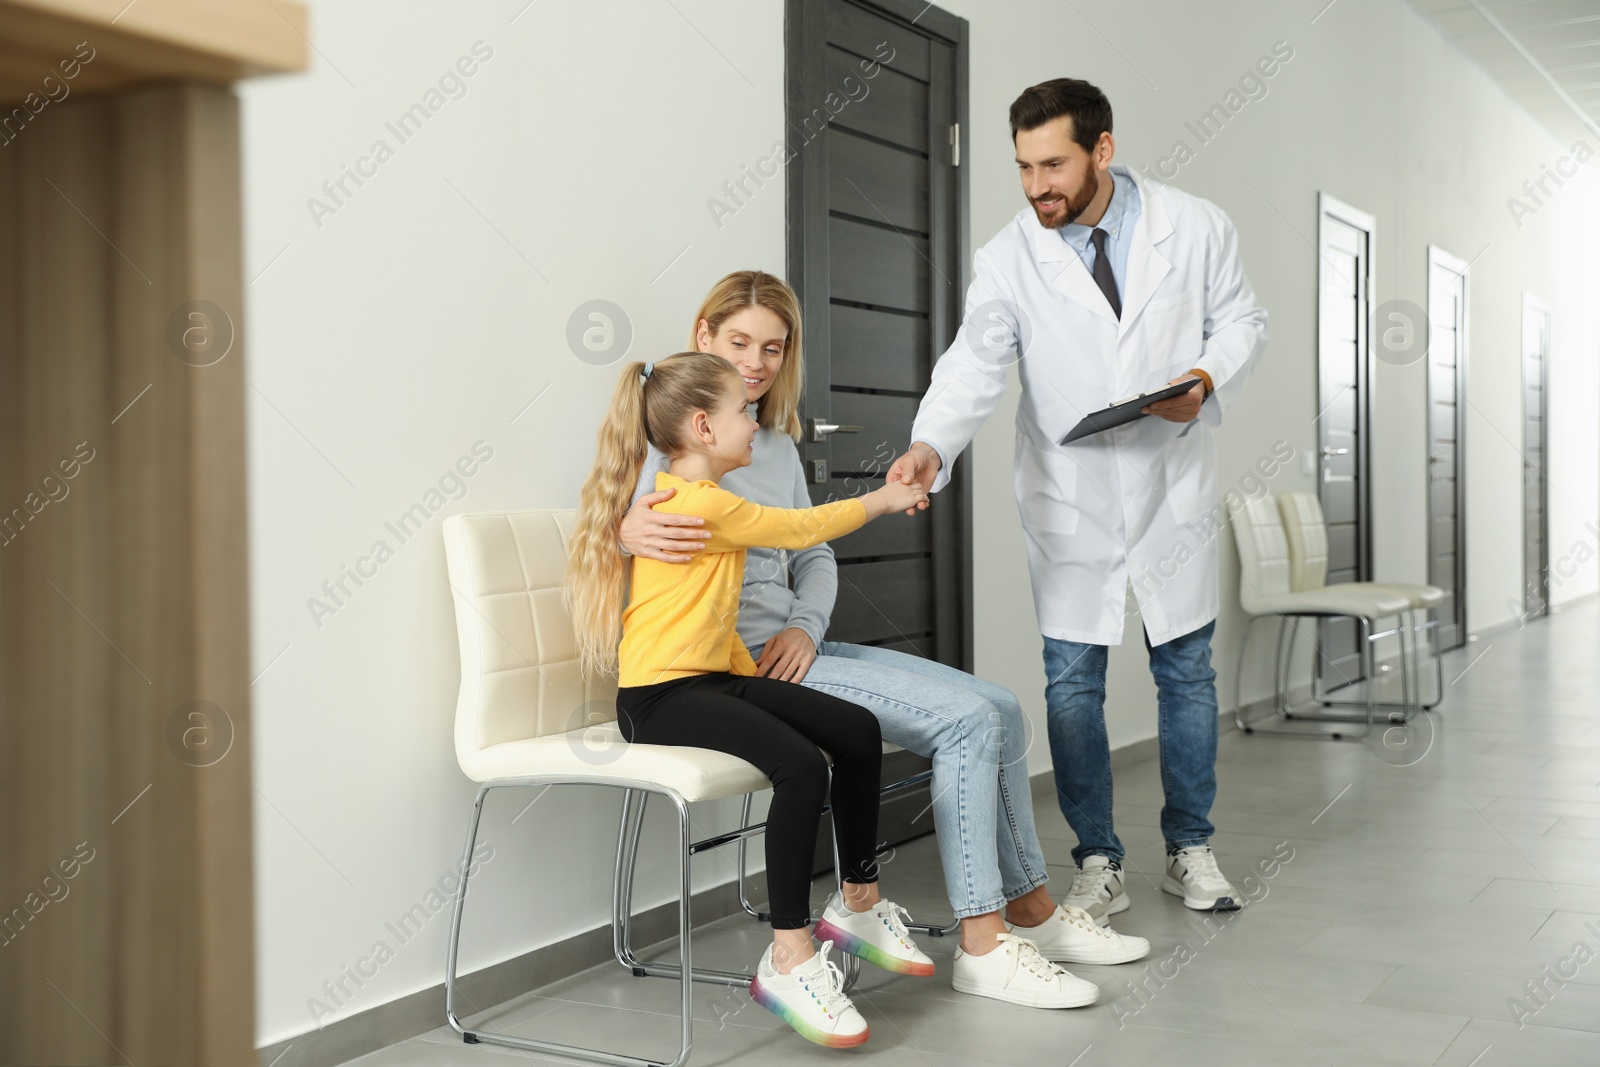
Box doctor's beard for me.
[1032,163,1100,229]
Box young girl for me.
[566,351,932,1048]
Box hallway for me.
[346,598,1600,1067]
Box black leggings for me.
[616,672,883,930]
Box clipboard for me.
[1059,378,1203,444]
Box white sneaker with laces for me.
[951,933,1099,1009]
[1005,903,1150,964]
[1162,846,1241,911]
[749,940,869,1048]
[1062,854,1130,926]
[814,892,935,976]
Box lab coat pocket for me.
[1144,287,1204,375]
[1015,439,1079,535]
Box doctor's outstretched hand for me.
[1140,374,1206,423]
[886,442,941,516]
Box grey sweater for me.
[629,428,837,653]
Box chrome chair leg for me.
[1422,610,1443,708]
[1233,614,1267,732]
[734,793,769,923]
[448,781,696,1067]
[444,784,490,1038]
[615,789,757,989]
[1312,606,1441,716]
[1280,613,1413,729]
[1273,615,1297,718]
[1238,611,1390,739]
[613,789,647,973]
[667,793,694,1067]
[611,789,643,969]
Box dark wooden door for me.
[1428,246,1469,650]
[786,0,969,866]
[1522,296,1550,619]
[1316,194,1374,686]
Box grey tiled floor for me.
[343,600,1600,1067]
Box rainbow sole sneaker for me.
[749,940,869,1047]
[813,892,936,977]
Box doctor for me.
[890,78,1267,921]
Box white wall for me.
[241,0,1600,1047]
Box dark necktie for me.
[1090,228,1121,319]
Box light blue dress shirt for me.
[1060,164,1141,300]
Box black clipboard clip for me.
[1059,377,1203,445]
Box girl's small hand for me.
[618,488,712,562]
[866,480,928,519]
[753,627,817,682]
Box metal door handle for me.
[809,419,864,443]
[1321,447,1350,457]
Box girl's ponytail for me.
[567,361,650,678]
[566,351,743,678]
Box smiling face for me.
[698,376,761,471]
[1015,115,1113,229]
[696,305,788,405]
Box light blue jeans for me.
[747,639,1050,919]
[1043,619,1219,867]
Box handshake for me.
[878,442,943,516]
[862,476,928,520]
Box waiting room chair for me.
[440,509,950,1066]
[1230,495,1413,739]
[1277,491,1445,717]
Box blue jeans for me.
[1042,619,1219,866]
[747,639,1050,919]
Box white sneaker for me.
[1006,904,1150,965]
[749,940,869,1048]
[814,892,935,976]
[951,933,1099,1009]
[1062,854,1130,926]
[1162,846,1241,911]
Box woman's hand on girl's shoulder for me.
[617,488,712,562]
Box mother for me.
[618,270,1149,1009]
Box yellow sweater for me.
[617,471,867,688]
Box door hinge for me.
[950,123,960,167]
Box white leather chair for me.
[439,509,949,1066]
[1230,496,1413,739]
[1277,492,1445,717]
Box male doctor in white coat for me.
[890,78,1267,922]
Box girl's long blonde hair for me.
[565,351,744,677]
[690,270,805,442]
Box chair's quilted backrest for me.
[442,510,617,764]
[1277,491,1330,593]
[1229,494,1292,614]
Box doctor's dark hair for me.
[1009,78,1113,151]
[565,351,744,677]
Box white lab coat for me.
[912,170,1267,646]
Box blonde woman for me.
[618,271,1151,1010]
[566,351,933,1049]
